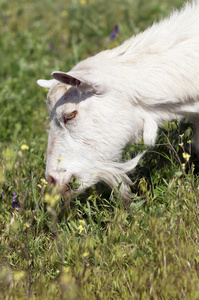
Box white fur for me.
[37,1,199,199]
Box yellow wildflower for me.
[179,142,183,147]
[41,178,48,185]
[181,163,186,170]
[182,152,191,162]
[80,0,87,5]
[78,225,84,233]
[21,144,29,151]
[79,219,86,225]
[82,251,89,258]
[44,193,59,207]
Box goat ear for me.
[37,79,56,89]
[51,71,82,86]
[51,71,101,93]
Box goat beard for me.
[72,151,145,200]
[97,151,145,199]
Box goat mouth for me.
[64,183,79,196]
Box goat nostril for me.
[65,185,71,193]
[48,175,56,186]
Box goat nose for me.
[48,175,56,186]
[46,173,74,195]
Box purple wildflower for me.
[109,25,119,40]
[1,192,4,197]
[179,118,184,126]
[12,192,19,209]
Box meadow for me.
[1,0,199,299]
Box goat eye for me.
[63,110,77,124]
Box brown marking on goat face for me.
[47,135,56,157]
[48,175,56,186]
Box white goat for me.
[37,1,199,199]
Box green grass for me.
[2,0,199,299]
